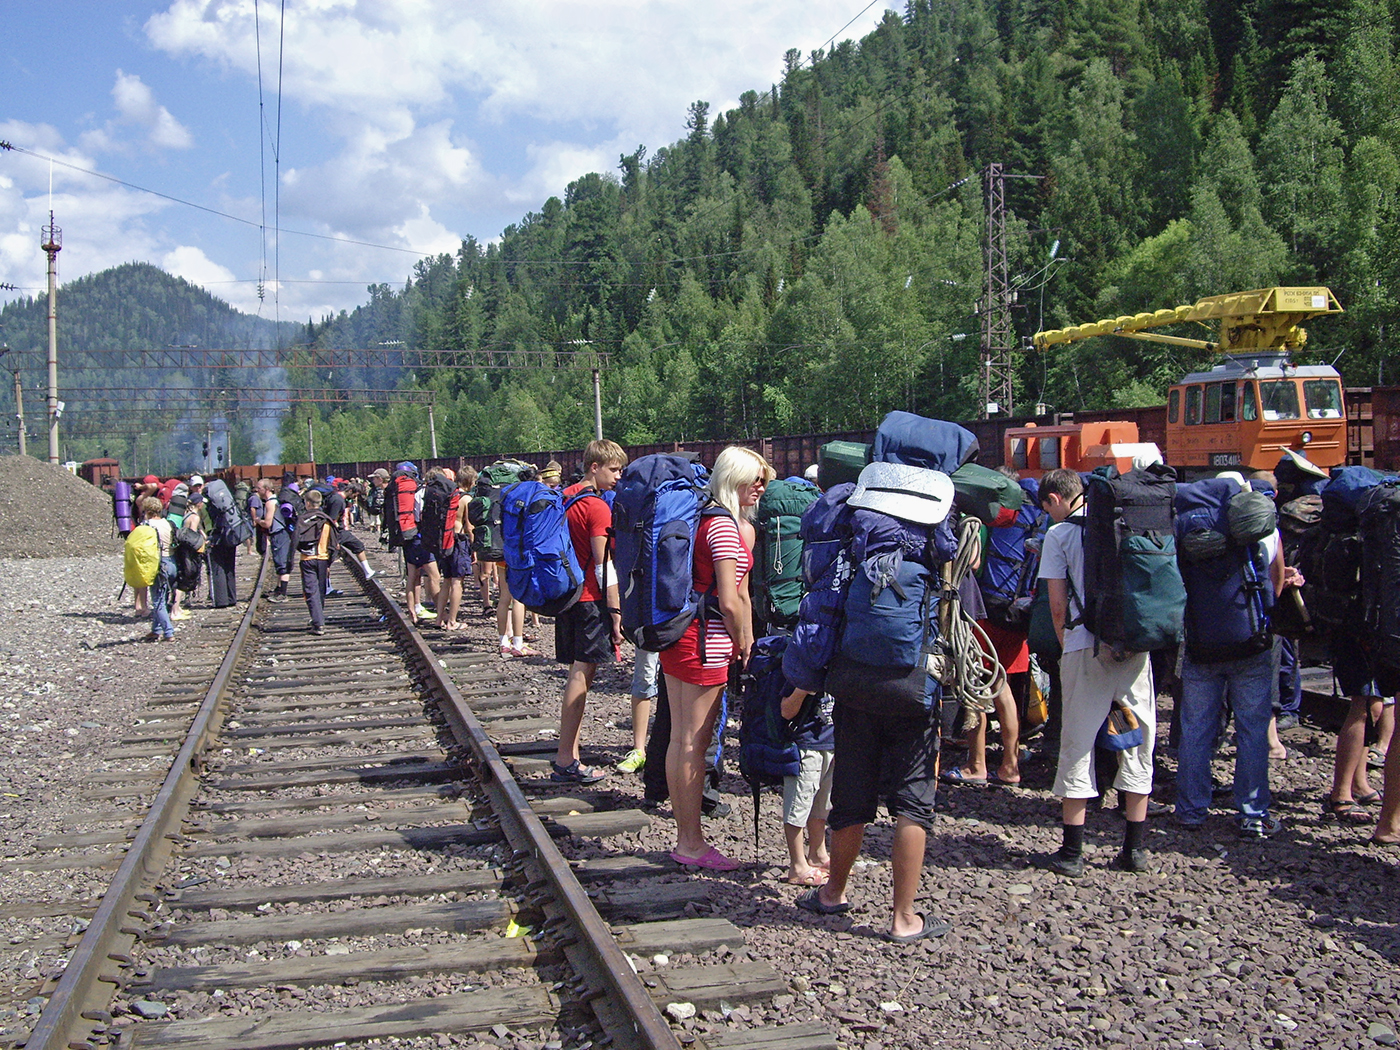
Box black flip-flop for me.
[885,913,950,943]
[795,886,850,915]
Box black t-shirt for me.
[324,490,346,523]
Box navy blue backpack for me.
[872,411,979,472]
[501,480,590,616]
[738,635,803,845]
[612,453,728,652]
[783,483,856,694]
[1175,478,1275,664]
[979,477,1046,631]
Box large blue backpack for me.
[612,453,727,652]
[782,483,856,694]
[1297,466,1388,633]
[824,545,944,719]
[1174,477,1276,664]
[872,411,979,472]
[737,635,803,845]
[501,480,591,617]
[979,477,1046,631]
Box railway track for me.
[12,547,833,1050]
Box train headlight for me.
[1301,431,1313,444]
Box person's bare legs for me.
[665,675,725,858]
[806,814,829,868]
[958,713,989,779]
[784,823,824,884]
[1268,716,1288,761]
[992,682,1021,782]
[1376,701,1395,765]
[813,822,863,909]
[890,816,927,938]
[496,568,513,642]
[443,576,462,628]
[555,661,597,769]
[1371,729,1400,843]
[629,695,651,753]
[1331,696,1375,805]
[420,563,441,614]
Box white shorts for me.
[1053,647,1156,799]
[783,748,834,826]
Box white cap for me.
[803,464,819,483]
[188,474,205,486]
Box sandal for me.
[1322,798,1371,823]
[939,768,989,787]
[1357,790,1382,806]
[795,886,850,915]
[550,760,605,784]
[785,869,829,887]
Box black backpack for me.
[1359,481,1400,670]
[420,473,456,558]
[173,524,206,593]
[468,462,524,563]
[277,484,305,529]
[295,510,341,558]
[1297,468,1386,634]
[1070,464,1185,658]
[204,479,254,548]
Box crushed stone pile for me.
[0,456,121,557]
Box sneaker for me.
[1275,712,1300,732]
[363,566,376,580]
[326,588,345,598]
[170,609,192,621]
[1238,814,1283,839]
[616,748,646,774]
[1031,849,1084,878]
[1112,848,1150,872]
[268,593,287,603]
[310,625,325,636]
[415,604,438,620]
[702,800,732,819]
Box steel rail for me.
[25,545,272,1050]
[348,557,682,1050]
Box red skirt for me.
[659,615,734,687]
[978,619,1030,675]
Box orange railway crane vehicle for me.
[1033,287,1347,472]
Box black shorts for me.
[403,536,435,567]
[1331,636,1400,698]
[555,599,614,666]
[439,544,473,579]
[827,703,941,832]
[338,529,365,556]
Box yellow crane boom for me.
[1033,286,1343,354]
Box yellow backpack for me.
[124,523,160,587]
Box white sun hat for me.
[848,462,955,526]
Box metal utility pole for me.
[41,213,61,463]
[12,371,26,456]
[980,164,1015,419]
[307,415,315,463]
[427,404,439,457]
[206,423,213,473]
[592,367,603,441]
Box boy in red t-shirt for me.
[550,439,628,784]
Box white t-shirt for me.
[1038,512,1093,655]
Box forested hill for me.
[0,262,297,468]
[291,0,1399,461]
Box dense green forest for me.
[0,263,297,472]
[279,0,1400,462]
[7,0,1400,469]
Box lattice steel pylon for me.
[980,163,1015,418]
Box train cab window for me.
[1168,388,1180,424]
[1204,383,1221,423]
[1304,379,1343,419]
[1260,380,1301,420]
[1185,385,1203,425]
[1220,382,1236,421]
[1010,437,1028,471]
[1241,381,1258,421]
[1039,437,1061,470]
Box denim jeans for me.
[1176,648,1275,823]
[150,559,176,639]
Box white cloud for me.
[161,245,236,287]
[80,71,193,153]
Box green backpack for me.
[468,461,527,561]
[817,441,871,491]
[752,478,821,630]
[951,462,1024,526]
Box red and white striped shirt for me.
[693,514,751,666]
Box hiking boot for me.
[616,748,646,774]
[702,800,732,819]
[310,625,325,636]
[1032,849,1084,878]
[1112,848,1150,872]
[1238,814,1283,839]
[1275,713,1300,732]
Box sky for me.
[0,0,896,329]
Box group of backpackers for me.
[121,471,255,638]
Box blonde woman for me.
[662,445,775,870]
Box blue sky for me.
[1,1,895,327]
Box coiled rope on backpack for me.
[940,515,1007,732]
